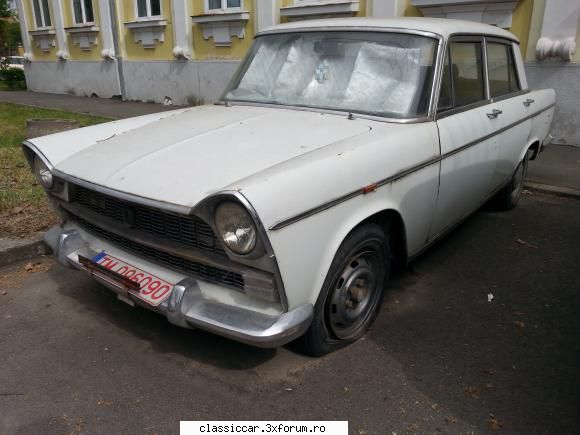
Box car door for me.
[485,39,531,187]
[429,36,502,240]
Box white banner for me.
[181,421,348,434]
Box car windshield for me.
[10,57,23,65]
[222,31,438,118]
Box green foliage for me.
[0,0,14,17]
[3,67,25,89]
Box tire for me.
[295,224,390,356]
[494,151,530,210]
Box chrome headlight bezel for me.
[214,201,257,255]
[33,154,54,189]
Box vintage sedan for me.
[25,18,555,356]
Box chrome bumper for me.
[44,226,313,348]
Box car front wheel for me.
[295,224,390,356]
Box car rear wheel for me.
[495,151,530,210]
[295,224,390,356]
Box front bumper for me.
[44,225,313,348]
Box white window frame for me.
[71,0,95,25]
[135,0,163,20]
[204,0,243,13]
[32,0,52,29]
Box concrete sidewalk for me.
[0,91,178,119]
[527,144,580,197]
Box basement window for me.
[72,0,95,25]
[32,0,52,29]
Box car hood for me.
[45,105,372,207]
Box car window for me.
[487,42,520,98]
[449,41,485,107]
[507,46,521,93]
[223,32,438,119]
[437,49,453,112]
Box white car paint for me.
[27,18,556,346]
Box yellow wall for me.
[121,0,175,60]
[63,0,104,61]
[403,0,423,17]
[192,0,255,60]
[507,0,533,57]
[24,0,56,60]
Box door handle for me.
[486,109,503,119]
[523,98,535,107]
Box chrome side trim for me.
[448,32,519,45]
[257,26,444,41]
[269,102,556,231]
[436,99,492,120]
[219,100,431,125]
[490,89,530,104]
[51,169,192,216]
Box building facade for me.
[14,0,580,144]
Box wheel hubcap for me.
[327,251,381,340]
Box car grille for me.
[70,184,226,256]
[68,213,245,291]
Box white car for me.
[25,18,555,355]
[5,56,24,70]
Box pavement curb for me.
[524,182,580,199]
[0,236,52,267]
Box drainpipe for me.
[108,0,127,100]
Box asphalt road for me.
[1,193,579,435]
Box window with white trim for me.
[72,0,95,24]
[33,0,52,28]
[206,0,242,12]
[136,0,162,18]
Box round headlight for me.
[33,156,53,189]
[215,202,257,255]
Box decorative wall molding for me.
[254,0,279,33]
[280,1,359,19]
[535,1,579,62]
[29,29,57,52]
[15,0,33,59]
[172,0,193,59]
[411,0,517,28]
[191,12,250,47]
[124,20,168,48]
[370,0,401,18]
[65,25,100,51]
[98,0,116,60]
[50,0,69,59]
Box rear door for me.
[485,39,531,187]
[429,36,502,239]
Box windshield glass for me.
[223,31,438,118]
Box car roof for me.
[258,17,519,43]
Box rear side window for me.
[449,42,485,107]
[487,42,520,98]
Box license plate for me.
[91,252,174,307]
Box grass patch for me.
[0,102,109,237]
